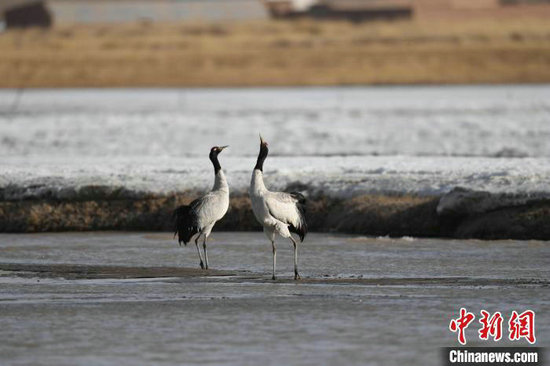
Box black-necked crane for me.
[249,136,307,280]
[174,146,229,269]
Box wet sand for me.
[0,262,239,280]
[1,262,547,288]
[0,232,548,365]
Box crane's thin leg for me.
[271,240,277,280]
[203,235,209,270]
[290,236,301,280]
[195,234,205,270]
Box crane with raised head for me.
[174,145,229,270]
[249,136,307,280]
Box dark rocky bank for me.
[1,187,549,240]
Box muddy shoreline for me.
[2,263,547,287]
[1,188,550,240]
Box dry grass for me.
[1,18,550,87]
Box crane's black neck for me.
[254,144,269,172]
[209,151,222,174]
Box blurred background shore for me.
[1,0,550,87]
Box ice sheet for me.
[1,86,549,158]
[2,155,549,200]
[1,86,549,200]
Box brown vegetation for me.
[1,18,550,87]
[2,191,550,240]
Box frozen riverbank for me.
[1,155,550,239]
[1,86,550,238]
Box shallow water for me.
[0,232,548,365]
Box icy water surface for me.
[2,85,550,158]
[0,232,548,365]
[2,86,550,199]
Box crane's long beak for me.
[259,134,266,145]
[219,145,229,151]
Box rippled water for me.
[0,232,548,365]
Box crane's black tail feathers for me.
[173,205,199,246]
[289,191,308,242]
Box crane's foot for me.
[199,261,205,270]
[294,272,301,280]
[205,264,209,270]
[272,275,277,280]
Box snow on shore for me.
[1,155,549,201]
